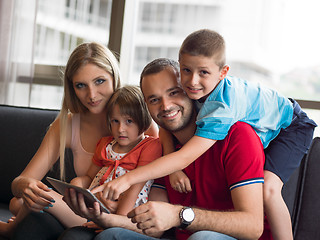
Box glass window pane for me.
[120,0,320,136]
[31,0,113,109]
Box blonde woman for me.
[1,43,157,239]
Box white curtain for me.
[0,0,37,106]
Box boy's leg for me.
[263,170,293,240]
[263,99,316,240]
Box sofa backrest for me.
[0,105,59,204]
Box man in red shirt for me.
[92,58,269,240]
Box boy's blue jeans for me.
[94,227,237,240]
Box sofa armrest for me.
[292,137,320,239]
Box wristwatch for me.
[179,207,195,229]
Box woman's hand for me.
[15,176,54,212]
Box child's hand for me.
[169,170,192,193]
[95,192,118,214]
[91,175,130,201]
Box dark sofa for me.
[0,104,319,239]
[0,104,76,239]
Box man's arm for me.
[63,184,169,238]
[129,183,264,240]
[188,183,264,239]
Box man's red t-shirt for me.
[154,122,271,239]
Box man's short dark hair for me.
[140,58,180,89]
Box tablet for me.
[46,176,110,213]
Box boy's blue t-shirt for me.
[195,76,293,148]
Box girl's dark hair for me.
[106,85,152,135]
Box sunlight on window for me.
[30,0,112,109]
[4,0,318,136]
[120,0,319,136]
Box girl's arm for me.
[99,137,163,215]
[116,179,147,216]
[95,136,216,200]
[160,128,191,193]
[70,162,101,189]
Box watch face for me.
[182,208,195,222]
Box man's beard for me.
[159,111,194,133]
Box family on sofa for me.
[0,29,317,240]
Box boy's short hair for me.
[106,85,152,135]
[179,29,226,69]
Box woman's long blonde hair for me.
[59,42,121,180]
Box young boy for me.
[99,29,317,240]
[173,29,317,240]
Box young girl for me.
[0,86,161,237]
[69,85,162,219]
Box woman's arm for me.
[11,115,72,211]
[145,119,159,138]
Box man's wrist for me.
[178,206,195,229]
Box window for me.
[1,0,319,135]
[0,0,112,109]
[119,0,320,136]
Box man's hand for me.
[127,201,181,235]
[63,188,105,223]
[169,170,192,193]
